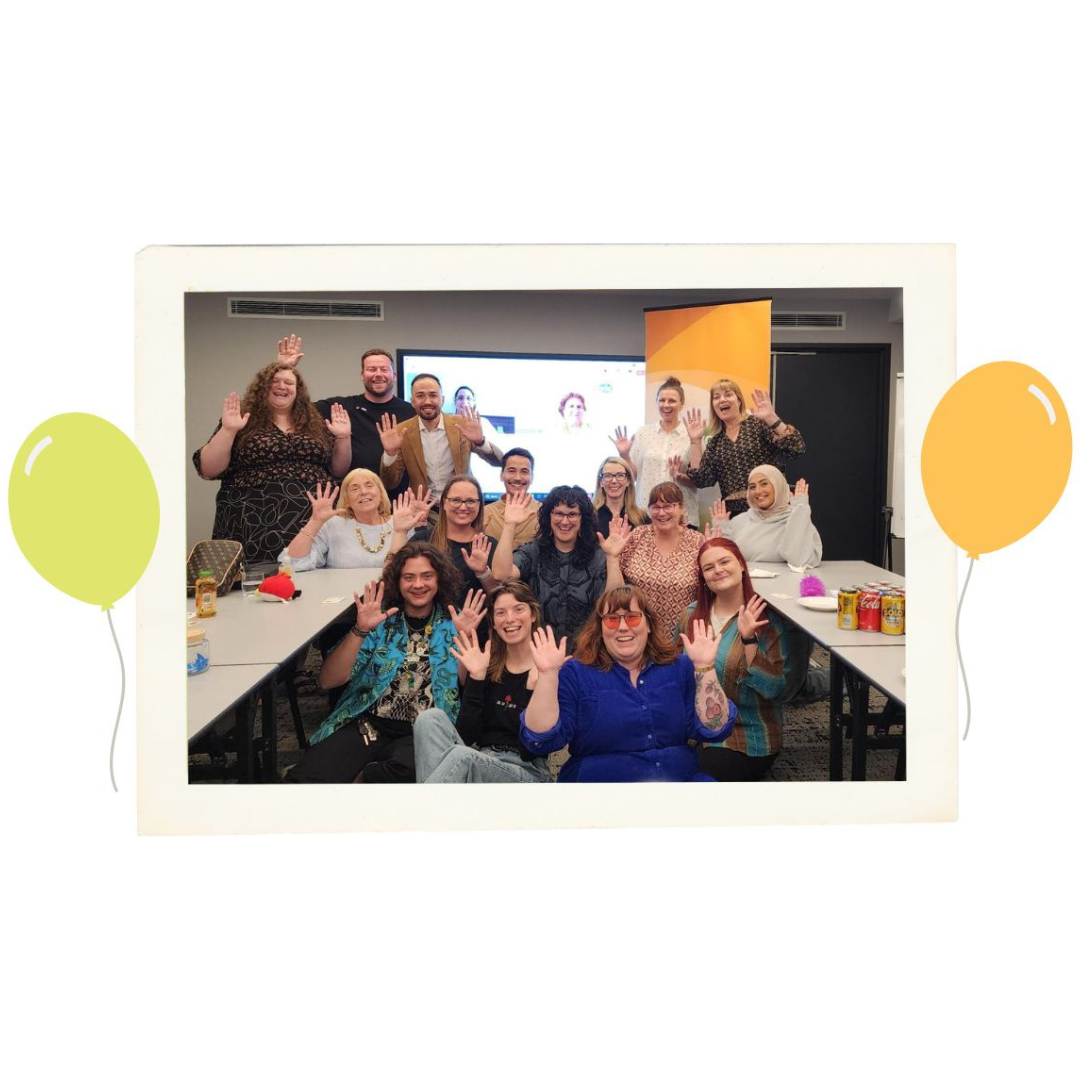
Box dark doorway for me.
[772,346,891,563]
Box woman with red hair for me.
[683,537,790,781]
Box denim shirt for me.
[520,654,736,782]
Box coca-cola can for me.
[857,588,882,632]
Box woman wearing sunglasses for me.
[592,456,649,538]
[520,585,737,782]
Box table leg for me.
[829,660,845,781]
[851,677,871,781]
[235,695,254,782]
[263,678,278,782]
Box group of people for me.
[194,337,826,783]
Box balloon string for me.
[106,608,125,792]
[957,558,975,741]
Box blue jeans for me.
[414,709,551,784]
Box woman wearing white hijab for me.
[712,464,822,569]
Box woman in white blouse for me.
[282,468,424,570]
[612,376,698,513]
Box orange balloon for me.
[921,362,1071,557]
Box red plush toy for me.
[259,573,296,600]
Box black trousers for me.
[697,747,778,782]
[284,721,417,783]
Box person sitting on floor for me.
[285,541,483,783]
[414,581,551,783]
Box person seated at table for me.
[413,582,551,784]
[492,486,610,651]
[682,538,790,781]
[519,585,737,782]
[392,475,499,611]
[282,470,424,570]
[601,481,703,639]
[711,465,822,569]
[285,541,485,783]
[483,448,542,549]
[193,362,353,564]
[592,456,649,538]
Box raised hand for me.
[609,425,633,459]
[378,412,404,456]
[305,481,344,525]
[324,401,352,440]
[503,489,534,527]
[668,453,690,484]
[680,618,720,669]
[529,626,568,675]
[391,487,431,533]
[793,478,810,501]
[598,510,632,558]
[749,388,780,426]
[710,497,730,522]
[449,628,491,682]
[448,589,488,636]
[277,333,304,366]
[737,595,770,642]
[354,580,396,633]
[221,391,250,434]
[462,533,493,576]
[457,405,485,446]
[683,406,706,442]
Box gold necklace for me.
[355,520,390,553]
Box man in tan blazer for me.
[379,373,503,507]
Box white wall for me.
[186,289,903,551]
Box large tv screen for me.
[398,349,647,497]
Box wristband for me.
[768,418,783,430]
[477,567,492,581]
[694,665,714,674]
[741,635,758,645]
[349,626,369,639]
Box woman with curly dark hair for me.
[193,361,353,564]
[491,484,610,650]
[286,540,482,784]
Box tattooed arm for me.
[680,618,736,741]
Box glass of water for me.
[241,570,263,597]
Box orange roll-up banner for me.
[643,297,772,411]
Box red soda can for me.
[857,588,882,632]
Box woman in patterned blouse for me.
[683,379,806,518]
[601,481,704,638]
[193,362,353,564]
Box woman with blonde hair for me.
[284,468,412,570]
[592,456,649,538]
[683,377,806,518]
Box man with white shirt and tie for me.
[378,373,503,519]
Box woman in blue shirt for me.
[520,585,737,782]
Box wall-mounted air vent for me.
[772,312,845,330]
[228,298,385,321]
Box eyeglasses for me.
[601,612,645,629]
[551,510,581,521]
[446,498,480,509]
[601,472,628,482]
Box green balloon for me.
[9,413,160,609]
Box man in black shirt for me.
[278,335,416,487]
